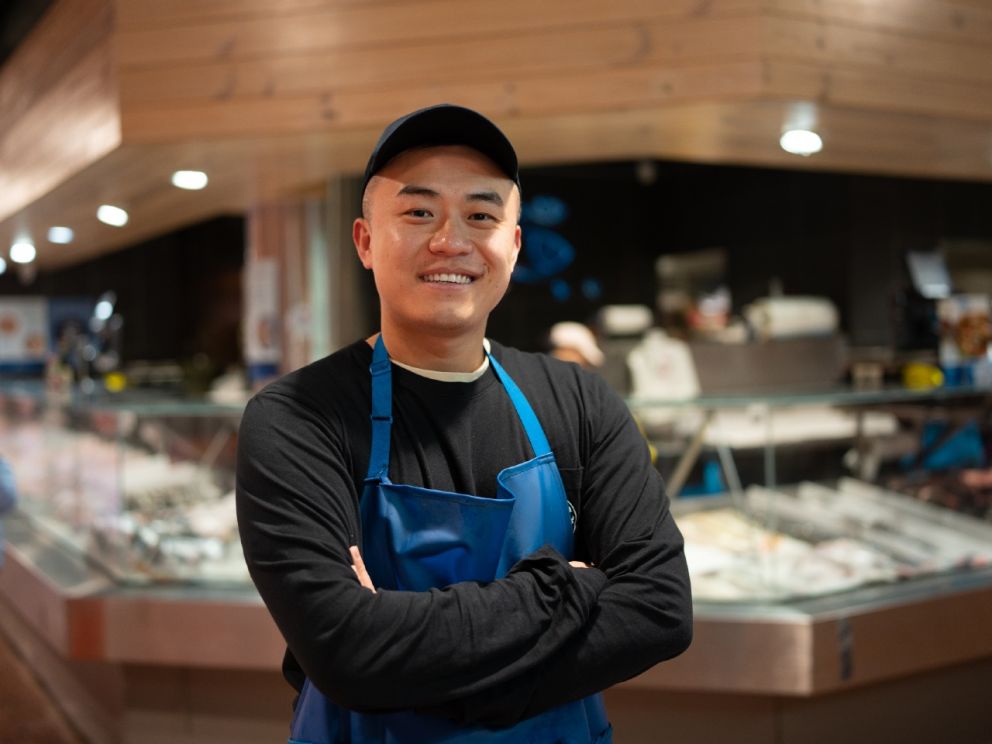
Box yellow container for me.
[902,363,944,390]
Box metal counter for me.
[0,514,284,670]
[4,511,991,696]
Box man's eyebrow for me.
[396,184,439,198]
[467,191,504,207]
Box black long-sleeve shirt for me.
[236,339,691,726]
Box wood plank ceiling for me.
[2,0,991,271]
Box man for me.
[236,104,691,744]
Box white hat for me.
[549,322,605,367]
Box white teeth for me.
[423,273,472,284]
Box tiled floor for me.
[0,628,85,744]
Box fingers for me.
[569,560,592,569]
[350,545,376,593]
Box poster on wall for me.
[0,297,49,371]
[243,257,281,381]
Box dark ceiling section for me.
[0,0,54,68]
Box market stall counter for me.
[2,388,992,743]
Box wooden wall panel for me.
[0,0,120,225]
[764,60,992,122]
[120,60,765,141]
[0,0,112,134]
[114,0,763,66]
[115,0,353,31]
[4,0,992,270]
[764,15,992,86]
[114,0,992,162]
[117,16,763,106]
[115,2,769,143]
[765,0,992,45]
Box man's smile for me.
[420,272,477,285]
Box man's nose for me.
[429,219,472,254]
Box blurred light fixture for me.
[48,226,75,244]
[171,170,208,190]
[0,257,6,275]
[10,240,36,264]
[780,129,823,156]
[97,205,129,227]
[95,299,114,321]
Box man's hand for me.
[569,561,592,569]
[350,545,376,593]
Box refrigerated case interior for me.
[0,385,246,584]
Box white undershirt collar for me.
[391,339,492,382]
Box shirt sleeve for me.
[235,389,608,713]
[427,372,693,726]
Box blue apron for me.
[289,337,611,744]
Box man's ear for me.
[510,224,522,271]
[353,218,373,270]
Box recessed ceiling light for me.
[10,241,37,264]
[48,226,75,244]
[171,170,208,190]
[780,129,823,156]
[97,204,129,227]
[0,257,6,275]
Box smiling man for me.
[236,104,692,744]
[354,143,520,371]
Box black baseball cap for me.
[362,104,520,194]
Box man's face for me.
[354,145,521,340]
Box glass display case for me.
[630,385,992,604]
[674,478,992,603]
[0,384,246,585]
[623,385,992,709]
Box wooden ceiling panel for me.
[0,0,119,225]
[3,0,992,274]
[765,15,992,86]
[9,98,992,271]
[0,0,112,133]
[764,59,992,123]
[117,17,763,108]
[115,0,363,31]
[120,59,765,142]
[767,0,992,46]
[0,129,379,271]
[502,102,992,183]
[113,0,762,67]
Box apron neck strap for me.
[486,349,552,458]
[366,335,393,481]
[365,336,553,482]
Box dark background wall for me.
[489,160,992,352]
[0,217,244,369]
[3,163,991,368]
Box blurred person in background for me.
[549,321,657,465]
[548,321,606,369]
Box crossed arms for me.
[235,379,691,726]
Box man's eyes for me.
[402,208,498,222]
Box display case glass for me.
[630,386,992,604]
[0,385,247,585]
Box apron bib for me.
[290,338,612,744]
